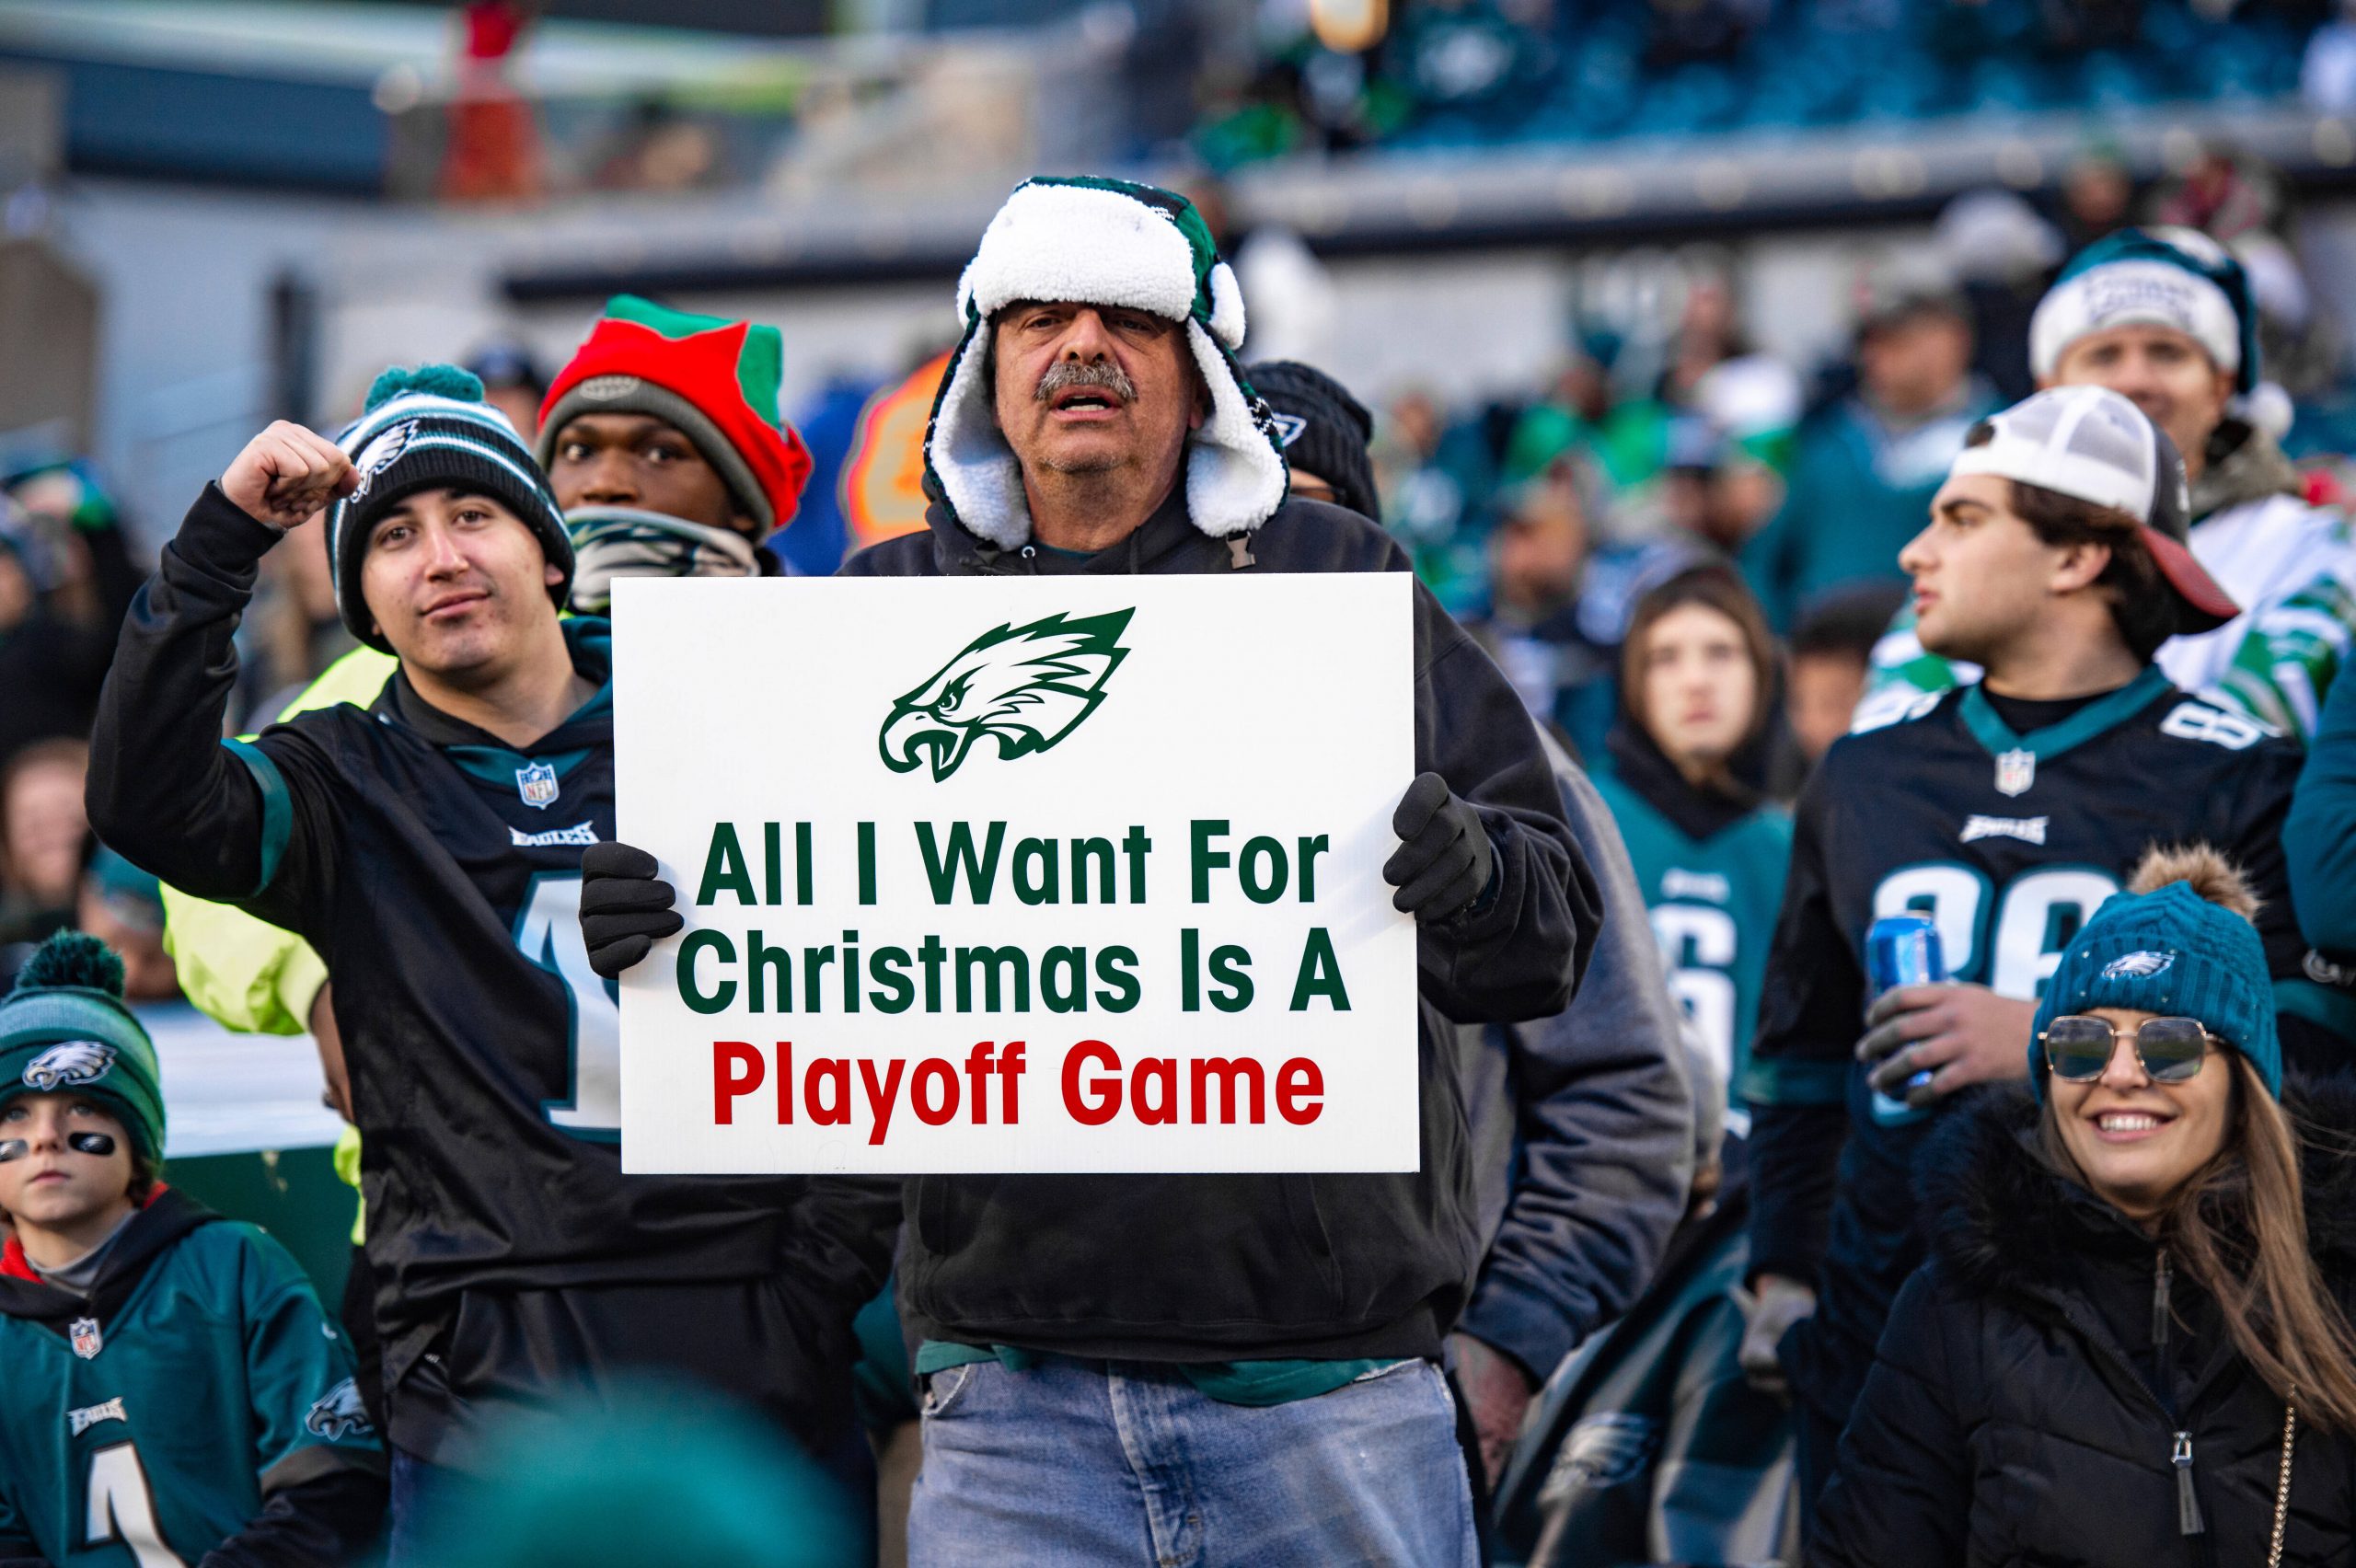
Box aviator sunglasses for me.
[2039,1014,2216,1084]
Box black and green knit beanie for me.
[0,932,166,1163]
[328,363,572,653]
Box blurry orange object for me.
[842,351,950,552]
[442,1,541,202]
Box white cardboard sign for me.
[611,571,1418,1174]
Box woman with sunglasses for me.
[1813,843,2356,1567]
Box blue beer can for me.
[1865,913,1945,1126]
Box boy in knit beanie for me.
[0,932,386,1565]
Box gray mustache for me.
[1034,361,1138,403]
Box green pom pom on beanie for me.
[366,363,487,411]
[16,931,126,997]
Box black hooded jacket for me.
[1813,1079,2356,1568]
[843,490,1600,1361]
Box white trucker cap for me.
[1947,385,2238,633]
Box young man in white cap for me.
[1862,226,2356,743]
[1736,385,2333,1530]
[583,175,1600,1567]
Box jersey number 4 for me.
[514,873,623,1140]
[86,1443,188,1568]
[1873,864,2120,997]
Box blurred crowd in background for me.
[13,2,2356,1562]
[5,122,2351,987]
[1195,0,2334,167]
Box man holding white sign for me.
[586,177,1599,1566]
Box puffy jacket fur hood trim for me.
[1922,1078,2356,1299]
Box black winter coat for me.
[848,490,1601,1363]
[1814,1078,2356,1568]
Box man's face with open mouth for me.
[993,301,1205,481]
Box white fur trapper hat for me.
[924,176,1288,548]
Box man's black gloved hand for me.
[1383,771,1496,920]
[580,841,684,977]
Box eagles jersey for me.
[1743,665,2312,1417]
[1590,768,1791,1130]
[88,487,897,1459]
[0,1189,382,1567]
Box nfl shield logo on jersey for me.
[515,762,560,810]
[1994,748,2036,798]
[69,1316,102,1360]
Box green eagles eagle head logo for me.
[880,608,1134,781]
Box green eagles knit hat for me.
[926,175,1288,549]
[0,932,167,1163]
[329,364,572,654]
[2028,877,2281,1100]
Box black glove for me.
[580,841,684,977]
[1382,771,1496,920]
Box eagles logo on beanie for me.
[1246,360,1379,521]
[537,296,814,541]
[2028,844,2280,1100]
[2030,226,2260,396]
[0,932,167,1164]
[328,364,572,653]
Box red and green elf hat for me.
[537,296,814,540]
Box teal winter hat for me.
[2028,846,2279,1100]
[0,931,167,1162]
[2030,226,2260,396]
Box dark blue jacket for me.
[1456,743,1693,1385]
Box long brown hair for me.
[1617,564,1778,773]
[2036,844,2356,1434]
[2039,1060,2356,1433]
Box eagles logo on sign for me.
[69,1316,102,1360]
[515,761,560,810]
[880,609,1134,782]
[2102,950,2176,979]
[22,1040,114,1092]
[306,1378,374,1441]
[1994,747,2036,798]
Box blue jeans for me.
[908,1355,1478,1567]
[385,1447,437,1568]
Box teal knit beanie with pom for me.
[328,363,572,652]
[0,932,167,1164]
[2029,866,2281,1101]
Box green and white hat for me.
[927,176,1288,549]
[0,933,165,1163]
